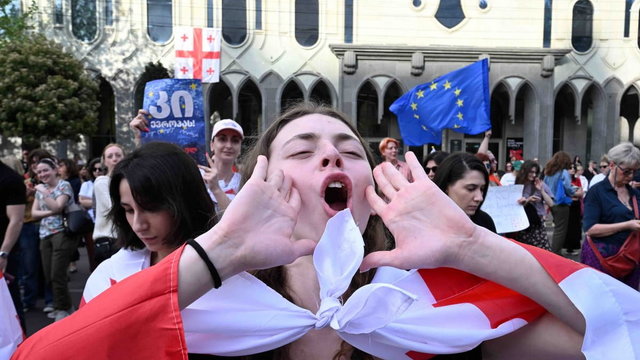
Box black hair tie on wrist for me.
[186,239,222,289]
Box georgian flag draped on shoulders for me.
[13,210,640,359]
[1,272,23,359]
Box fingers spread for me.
[251,155,268,182]
[279,175,293,201]
[365,185,386,216]
[267,169,284,189]
[405,152,428,182]
[206,152,215,168]
[373,164,397,201]
[360,250,397,273]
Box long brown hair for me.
[515,160,540,185]
[238,102,386,360]
[544,151,572,176]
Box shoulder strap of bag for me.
[632,194,639,220]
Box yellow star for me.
[430,82,438,91]
[148,91,154,97]
[421,125,428,131]
[457,112,464,120]
[453,124,461,129]
[456,99,464,107]
[411,102,418,111]
[414,114,420,119]
[444,80,452,90]
[454,88,461,96]
[182,126,187,130]
[159,129,164,134]
[190,83,197,90]
[181,104,186,109]
[416,90,425,98]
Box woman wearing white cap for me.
[130,111,244,213]
[200,119,244,212]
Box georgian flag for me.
[13,211,640,359]
[174,27,221,83]
[1,272,23,359]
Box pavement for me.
[23,247,90,337]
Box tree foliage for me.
[0,0,36,41]
[0,35,100,143]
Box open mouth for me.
[324,181,348,211]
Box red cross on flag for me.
[174,27,221,83]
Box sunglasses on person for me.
[600,164,608,169]
[425,166,438,174]
[92,167,104,173]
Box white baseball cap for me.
[211,119,244,141]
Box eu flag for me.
[389,59,491,145]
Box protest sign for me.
[480,185,529,234]
[141,79,206,165]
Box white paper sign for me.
[480,185,529,234]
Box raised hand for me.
[361,152,478,272]
[198,152,220,192]
[130,109,150,144]
[203,155,316,277]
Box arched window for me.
[147,0,172,43]
[255,0,262,30]
[310,80,332,106]
[571,0,593,52]
[54,0,63,24]
[344,0,353,43]
[295,0,319,46]
[357,81,381,138]
[222,0,247,45]
[207,0,214,27]
[238,79,262,138]
[72,0,97,41]
[435,0,465,29]
[104,0,113,25]
[281,80,304,111]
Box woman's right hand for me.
[130,110,150,140]
[627,219,640,232]
[361,152,478,272]
[201,155,316,278]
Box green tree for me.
[0,0,35,41]
[0,35,100,143]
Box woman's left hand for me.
[34,184,48,195]
[361,152,478,272]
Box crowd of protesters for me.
[2,104,640,359]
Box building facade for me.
[21,0,640,165]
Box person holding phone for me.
[513,160,554,250]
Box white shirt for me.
[589,173,606,189]
[92,176,117,240]
[500,172,516,186]
[79,180,95,221]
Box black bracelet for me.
[186,239,222,289]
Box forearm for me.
[454,226,585,334]
[541,189,554,207]
[31,209,53,220]
[1,219,23,253]
[211,188,232,211]
[177,226,241,309]
[42,196,64,213]
[586,222,629,238]
[477,134,490,154]
[79,196,93,209]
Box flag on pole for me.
[175,27,221,83]
[390,59,491,145]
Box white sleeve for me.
[81,258,114,304]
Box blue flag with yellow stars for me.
[141,79,206,165]
[389,59,491,145]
